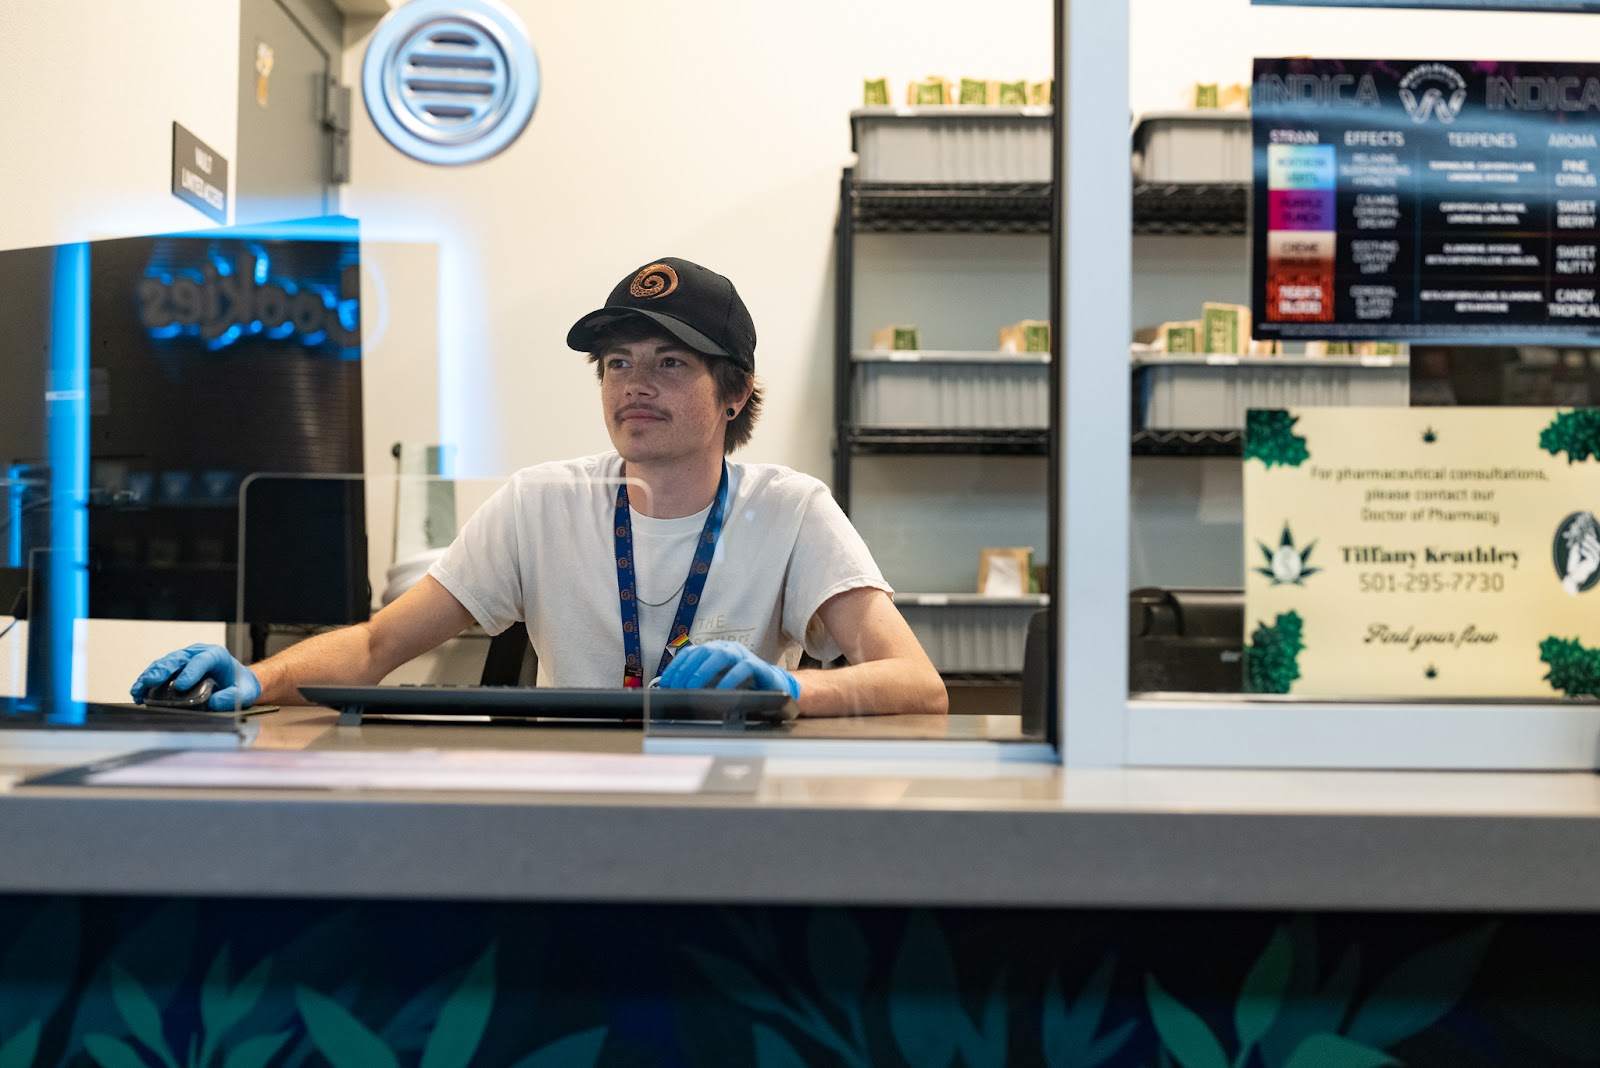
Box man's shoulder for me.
[731,461,832,510]
[733,461,826,492]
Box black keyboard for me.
[299,684,798,728]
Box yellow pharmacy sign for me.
[1243,407,1600,698]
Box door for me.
[235,0,344,224]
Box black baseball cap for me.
[566,257,757,372]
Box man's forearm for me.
[251,624,387,705]
[792,657,948,717]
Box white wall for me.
[341,0,1053,480]
[0,0,239,249]
[0,1,240,698]
[1131,0,1600,116]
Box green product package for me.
[872,324,920,351]
[1202,304,1243,354]
[1162,324,1200,354]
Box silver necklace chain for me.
[635,579,688,608]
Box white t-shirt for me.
[428,452,893,687]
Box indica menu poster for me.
[1253,58,1600,344]
[1243,407,1600,697]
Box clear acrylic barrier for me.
[0,224,1040,744]
[1108,8,1600,770]
[220,471,1036,744]
[0,223,372,726]
[0,463,1045,742]
[234,472,509,714]
[3,455,1036,744]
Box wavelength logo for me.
[1399,64,1468,125]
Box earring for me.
[726,407,737,418]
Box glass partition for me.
[1112,0,1600,767]
[0,72,1059,752]
[833,129,1054,746]
[235,472,502,713]
[223,470,1032,743]
[0,209,1046,744]
[0,222,362,722]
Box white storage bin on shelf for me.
[1133,353,1410,430]
[1131,111,1251,184]
[895,593,1048,673]
[855,351,1049,428]
[851,107,1052,182]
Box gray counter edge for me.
[3,794,1600,911]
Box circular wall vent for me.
[362,0,540,166]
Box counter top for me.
[3,708,1600,911]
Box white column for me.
[1058,0,1132,765]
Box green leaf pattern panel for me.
[0,896,1594,1066]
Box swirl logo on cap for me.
[629,264,678,300]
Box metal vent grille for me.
[363,0,540,166]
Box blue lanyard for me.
[614,463,729,687]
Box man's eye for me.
[661,357,683,368]
[606,358,628,370]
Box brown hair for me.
[587,318,763,454]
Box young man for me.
[131,257,947,717]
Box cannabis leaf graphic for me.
[1540,636,1600,697]
[1255,524,1320,586]
[1540,410,1600,464]
[1245,409,1310,468]
[1245,611,1305,694]
[1146,921,1497,1068]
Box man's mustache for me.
[615,404,668,420]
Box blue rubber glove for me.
[130,643,262,711]
[657,640,801,699]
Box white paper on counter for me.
[81,748,715,794]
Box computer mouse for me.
[143,676,217,710]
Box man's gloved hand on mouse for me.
[130,643,261,711]
[657,639,801,699]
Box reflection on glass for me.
[1126,40,1600,708]
[0,243,91,721]
[0,226,1041,746]
[219,467,961,736]
[0,223,361,723]
[840,209,1052,742]
[1411,346,1600,408]
[1129,346,1600,703]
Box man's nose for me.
[621,365,660,393]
